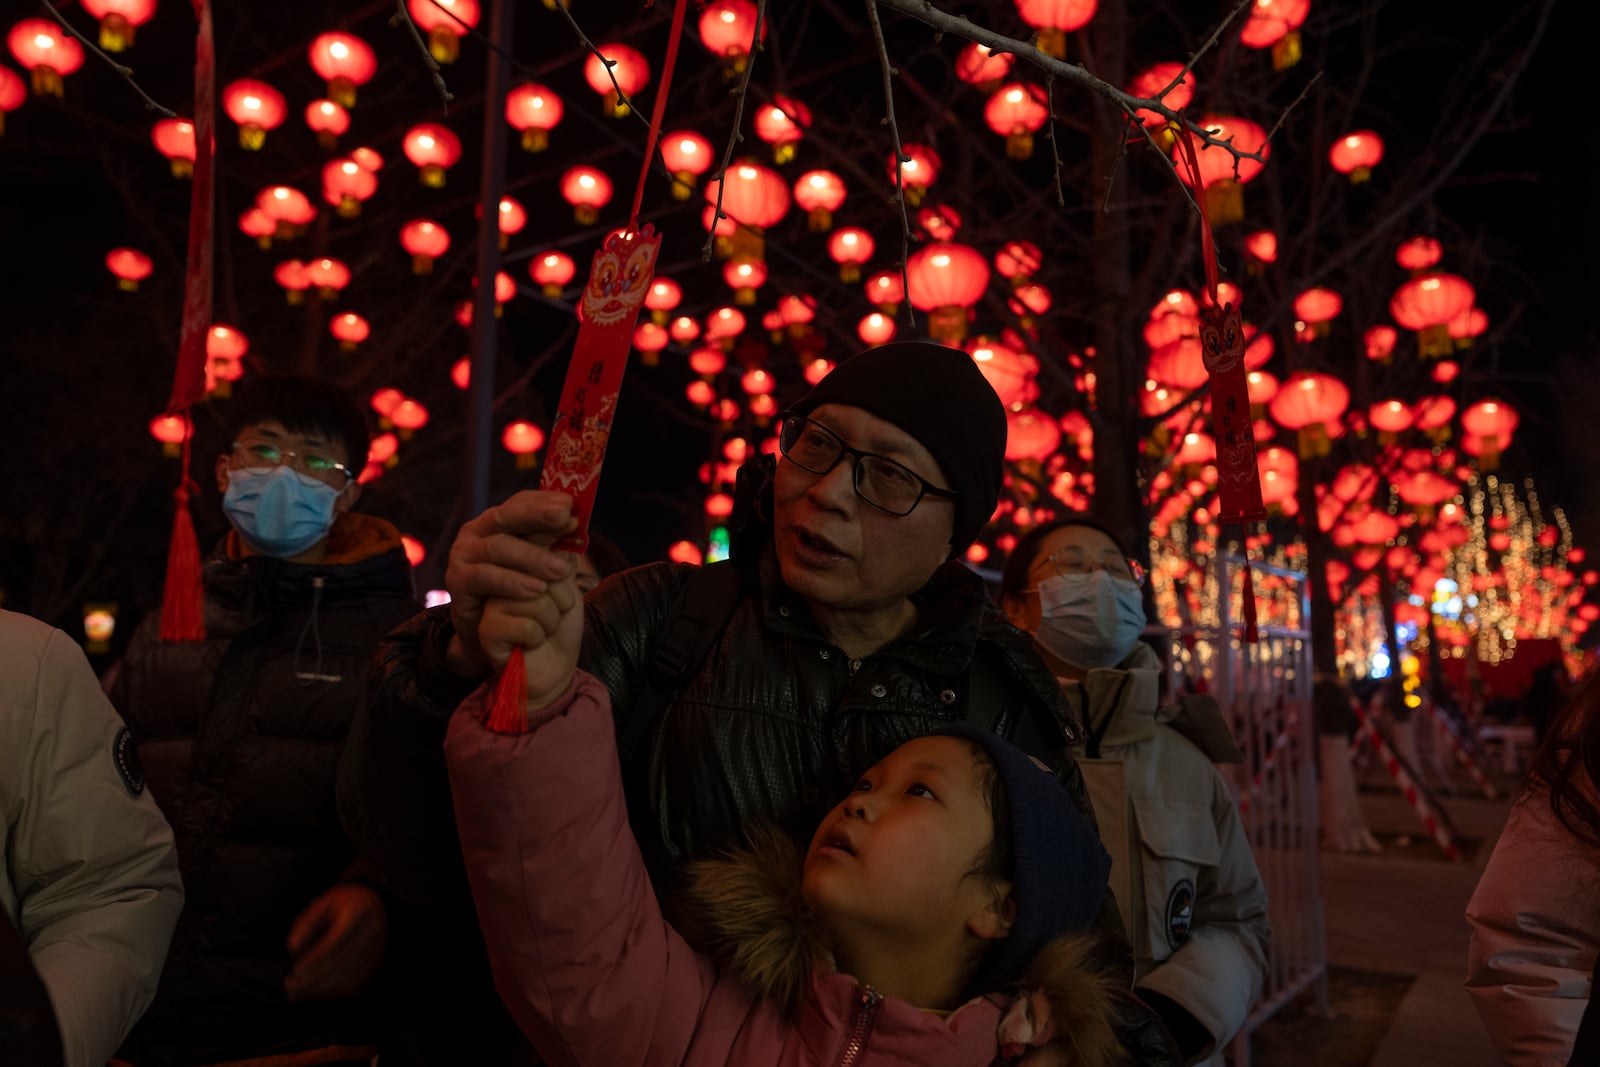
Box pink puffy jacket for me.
[444,671,1120,1067]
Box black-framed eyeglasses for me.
[1036,545,1148,588]
[231,440,355,486]
[777,413,959,517]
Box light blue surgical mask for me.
[1034,569,1147,670]
[222,465,344,558]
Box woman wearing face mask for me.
[1001,517,1271,1067]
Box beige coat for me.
[1065,644,1270,1067]
[1467,786,1600,1066]
[0,609,183,1067]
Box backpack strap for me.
[618,560,746,765]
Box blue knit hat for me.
[936,724,1110,992]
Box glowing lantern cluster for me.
[400,219,450,274]
[1239,0,1309,69]
[907,242,989,344]
[1270,371,1350,457]
[1015,0,1099,59]
[1171,116,1270,225]
[1329,130,1383,183]
[1390,271,1475,358]
[585,43,650,117]
[222,79,287,150]
[307,32,377,107]
[506,82,563,153]
[661,130,713,199]
[106,248,152,291]
[82,0,156,52]
[8,19,84,97]
[502,421,545,468]
[985,83,1050,159]
[407,0,478,63]
[562,166,613,224]
[404,123,462,187]
[753,95,811,164]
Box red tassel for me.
[1241,559,1260,644]
[159,480,207,642]
[485,649,531,735]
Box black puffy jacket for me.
[352,547,1180,1065]
[112,514,418,1067]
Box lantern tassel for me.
[1241,552,1260,644]
[486,650,531,735]
[159,475,207,643]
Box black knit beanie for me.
[789,342,1007,552]
[936,723,1110,993]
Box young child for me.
[443,577,1127,1066]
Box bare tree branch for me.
[394,0,454,110]
[40,0,176,117]
[865,0,918,328]
[702,0,767,261]
[1263,69,1324,145]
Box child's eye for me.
[907,782,936,799]
[854,778,873,792]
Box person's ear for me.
[966,884,1017,942]
[215,454,231,494]
[334,479,361,515]
[1001,593,1028,629]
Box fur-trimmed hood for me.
[680,828,1129,1067]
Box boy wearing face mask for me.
[1001,517,1270,1067]
[111,376,419,1067]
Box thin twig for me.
[395,0,454,109]
[1100,111,1134,213]
[1045,74,1065,208]
[1122,101,1203,220]
[701,0,766,261]
[547,0,650,126]
[1167,0,1254,97]
[865,0,917,329]
[1263,68,1324,145]
[40,0,176,116]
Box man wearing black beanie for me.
[353,341,1182,1066]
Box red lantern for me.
[307,32,377,107]
[705,306,747,347]
[890,143,940,206]
[740,368,775,397]
[148,414,192,457]
[724,259,767,305]
[803,359,835,386]
[406,0,478,62]
[1270,371,1350,457]
[634,321,668,365]
[1396,470,1456,510]
[275,259,309,305]
[371,389,405,421]
[968,339,1036,409]
[668,541,705,566]
[1239,0,1309,69]
[401,219,450,274]
[1246,370,1280,411]
[1243,230,1277,265]
[1005,407,1062,463]
[1170,115,1269,225]
[865,270,905,313]
[306,257,351,299]
[1390,272,1475,359]
[330,312,370,351]
[206,324,248,395]
[994,241,1042,286]
[1292,287,1342,339]
[506,82,562,153]
[1329,130,1383,183]
[390,399,430,438]
[1396,236,1442,272]
[8,19,85,97]
[906,242,989,344]
[753,95,811,164]
[1364,324,1398,363]
[984,83,1049,159]
[1461,398,1519,469]
[502,421,545,468]
[82,0,156,52]
[1147,338,1208,390]
[451,358,470,390]
[1368,399,1414,442]
[670,316,701,345]
[529,250,575,296]
[1009,283,1052,329]
[827,227,875,283]
[661,130,713,199]
[1412,395,1456,434]
[698,0,766,71]
[1449,306,1489,346]
[403,123,462,187]
[494,195,526,250]
[258,185,316,238]
[487,271,516,314]
[645,278,682,323]
[1144,310,1196,351]
[305,99,350,148]
[561,166,613,224]
[858,312,897,347]
[956,42,1014,91]
[1432,360,1460,384]
[322,157,377,217]
[1126,62,1193,127]
[688,347,727,377]
[585,43,650,117]
[705,161,789,231]
[150,117,197,178]
[239,207,274,248]
[1015,0,1098,59]
[222,79,287,150]
[0,66,20,136]
[106,248,152,291]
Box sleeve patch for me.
[114,727,146,797]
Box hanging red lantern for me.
[148,414,192,458]
[994,241,1043,287]
[1449,306,1488,346]
[1144,309,1195,350]
[584,43,650,118]
[1329,130,1383,183]
[1432,360,1460,385]
[1292,287,1342,339]
[222,79,287,150]
[275,259,309,305]
[502,421,545,468]
[150,117,197,177]
[486,270,516,315]
[1151,289,1199,318]
[390,399,430,439]
[1461,398,1519,470]
[529,250,575,296]
[239,208,275,249]
[740,368,775,397]
[865,270,905,313]
[803,359,836,387]
[307,32,377,107]
[406,0,479,63]
[505,82,562,153]
[1269,371,1350,458]
[827,227,875,283]
[1005,407,1062,463]
[1396,236,1442,273]
[1147,338,1208,390]
[1239,0,1309,69]
[1126,62,1194,129]
[450,358,471,391]
[705,306,747,348]
[81,0,156,52]
[493,195,526,250]
[322,157,377,217]
[778,294,816,333]
[794,170,846,231]
[968,339,1037,410]
[304,99,350,148]
[698,0,766,71]
[258,185,316,238]
[561,165,613,224]
[1015,0,1098,59]
[330,312,370,351]
[350,146,383,173]
[106,248,153,292]
[889,143,940,206]
[724,259,767,305]
[670,316,701,345]
[1413,395,1457,436]
[8,19,85,97]
[661,129,713,199]
[306,257,351,300]
[371,389,405,422]
[1009,283,1052,330]
[1368,399,1415,443]
[633,321,669,365]
[1364,324,1398,363]
[858,312,897,347]
[753,95,811,164]
[984,83,1050,160]
[1245,370,1280,414]
[1243,229,1277,266]
[646,277,682,323]
[0,67,20,136]
[1390,271,1475,359]
[705,161,789,261]
[400,219,450,274]
[956,41,1014,91]
[906,242,989,344]
[206,325,248,396]
[688,347,726,378]
[1171,115,1270,226]
[668,540,705,566]
[403,123,462,187]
